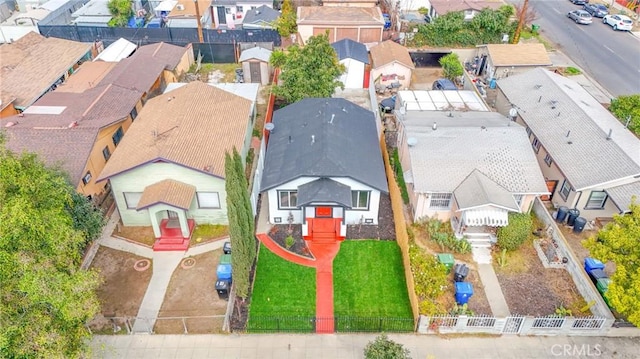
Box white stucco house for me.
[210,0,272,29]
[97,81,254,251]
[370,40,414,90]
[260,98,388,239]
[331,38,369,89]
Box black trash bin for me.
[588,268,608,285]
[573,217,587,233]
[556,206,569,223]
[454,263,469,282]
[223,241,231,255]
[567,209,580,226]
[215,279,230,300]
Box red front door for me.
[315,207,332,218]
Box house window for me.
[130,107,138,121]
[278,190,298,209]
[525,126,532,138]
[225,7,231,14]
[351,191,370,210]
[236,5,243,12]
[82,171,92,185]
[559,179,572,201]
[197,192,221,209]
[429,193,452,209]
[123,192,142,209]
[112,126,124,146]
[102,146,111,161]
[513,194,524,208]
[544,153,553,167]
[586,191,607,209]
[532,137,542,153]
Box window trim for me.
[102,146,111,161]
[513,194,524,208]
[196,192,221,209]
[82,171,92,185]
[429,193,452,210]
[130,107,138,121]
[585,191,607,210]
[123,192,142,209]
[559,179,572,201]
[112,126,124,146]
[278,190,298,210]
[544,153,553,167]
[351,190,371,211]
[532,137,542,153]
[525,126,532,138]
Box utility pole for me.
[511,0,528,44]
[194,0,204,43]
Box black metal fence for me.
[245,316,415,333]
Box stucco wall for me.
[340,58,365,89]
[372,62,412,89]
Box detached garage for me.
[239,47,273,85]
[297,6,385,44]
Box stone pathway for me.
[476,263,511,317]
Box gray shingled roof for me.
[605,182,640,213]
[242,5,280,28]
[498,68,640,190]
[261,98,388,192]
[402,111,548,194]
[239,46,272,63]
[454,170,520,211]
[297,178,353,207]
[331,38,370,64]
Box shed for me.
[239,47,272,85]
[477,43,552,79]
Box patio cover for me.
[137,179,196,211]
[463,207,509,227]
[297,178,352,208]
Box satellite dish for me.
[509,108,518,119]
[265,123,275,131]
[407,137,418,147]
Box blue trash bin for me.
[489,78,497,89]
[216,263,232,281]
[455,282,474,305]
[584,257,605,274]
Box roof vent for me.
[329,114,335,124]
[68,121,78,128]
[432,122,437,130]
[256,10,260,14]
[176,4,185,10]
[265,122,275,133]
[4,121,17,127]
[606,129,612,140]
[311,135,315,144]
[535,84,542,89]
[407,137,418,147]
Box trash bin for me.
[437,253,455,273]
[567,209,580,226]
[454,263,470,282]
[215,279,230,300]
[573,217,587,233]
[223,241,231,254]
[584,257,605,273]
[220,254,232,265]
[588,268,608,285]
[556,206,569,223]
[216,263,232,281]
[489,78,497,89]
[532,24,540,32]
[596,278,612,308]
[454,282,474,305]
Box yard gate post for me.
[519,317,535,335]
[455,315,469,333]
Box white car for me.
[602,14,633,31]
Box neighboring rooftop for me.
[331,38,369,64]
[239,46,272,63]
[0,32,92,109]
[242,5,280,29]
[260,98,388,193]
[605,182,640,213]
[163,82,260,103]
[297,6,385,26]
[94,38,137,62]
[498,68,640,190]
[430,0,504,13]
[370,40,415,70]
[397,90,489,112]
[55,61,117,93]
[98,81,253,181]
[483,43,552,67]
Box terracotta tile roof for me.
[97,81,253,181]
[56,61,117,93]
[297,6,385,25]
[430,0,504,13]
[370,40,415,70]
[137,179,197,210]
[0,33,92,109]
[485,43,552,67]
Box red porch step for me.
[153,238,190,251]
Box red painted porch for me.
[153,218,195,251]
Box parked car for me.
[603,14,633,31]
[432,78,457,90]
[567,10,593,25]
[379,96,396,113]
[583,3,608,17]
[569,0,588,5]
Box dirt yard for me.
[411,67,444,90]
[112,222,155,247]
[88,247,153,333]
[155,249,229,334]
[557,223,616,276]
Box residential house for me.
[322,0,378,7]
[428,0,504,20]
[331,38,370,89]
[210,0,272,29]
[71,0,112,27]
[395,0,432,12]
[297,6,385,44]
[242,4,279,29]
[239,46,272,85]
[260,98,388,239]
[395,110,548,244]
[55,61,118,93]
[0,32,92,117]
[370,40,414,89]
[1,0,85,43]
[93,38,137,62]
[475,43,552,79]
[495,68,640,220]
[164,0,212,28]
[97,82,255,251]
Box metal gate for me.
[502,315,524,334]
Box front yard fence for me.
[245,316,415,334]
[87,315,227,335]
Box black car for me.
[379,96,396,113]
[583,3,608,17]
[569,0,589,5]
[432,78,458,91]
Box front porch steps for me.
[153,238,191,251]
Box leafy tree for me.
[274,0,297,37]
[107,0,133,27]
[497,213,533,251]
[66,190,106,245]
[438,53,463,81]
[270,33,345,104]
[609,94,640,136]
[224,148,256,299]
[583,198,640,326]
[0,144,102,358]
[364,333,411,359]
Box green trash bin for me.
[220,254,232,265]
[596,278,612,308]
[437,253,455,273]
[532,24,540,32]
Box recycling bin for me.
[455,282,474,305]
[556,206,569,223]
[216,263,232,281]
[567,209,580,226]
[215,279,230,300]
[584,257,605,273]
[573,217,587,233]
[596,278,612,308]
[437,253,455,273]
[223,241,231,254]
[588,268,607,285]
[454,263,469,282]
[532,24,540,32]
[220,254,232,265]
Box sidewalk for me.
[90,333,640,358]
[546,50,613,104]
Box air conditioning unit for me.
[176,4,185,10]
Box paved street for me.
[522,0,640,96]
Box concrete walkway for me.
[90,333,640,359]
[546,50,613,104]
[476,263,511,317]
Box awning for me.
[463,208,509,227]
[137,179,196,211]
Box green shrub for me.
[422,217,471,254]
[497,213,533,251]
[565,67,581,75]
[285,235,295,249]
[438,53,463,81]
[409,242,448,315]
[364,334,411,359]
[609,94,640,136]
[391,148,410,204]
